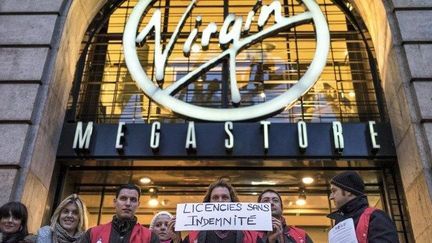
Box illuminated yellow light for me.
[296,198,306,206]
[302,177,314,184]
[349,91,356,97]
[148,198,159,207]
[139,177,152,184]
[191,43,201,53]
[251,181,276,185]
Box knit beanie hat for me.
[330,171,365,196]
[149,211,173,229]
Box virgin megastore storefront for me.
[3,0,432,242]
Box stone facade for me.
[0,0,431,240]
[352,0,432,241]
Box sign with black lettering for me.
[175,203,272,231]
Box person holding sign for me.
[79,184,159,243]
[257,189,313,243]
[149,211,181,243]
[327,171,399,243]
[182,179,263,243]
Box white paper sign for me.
[175,203,272,231]
[328,218,358,243]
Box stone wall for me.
[352,0,432,241]
[0,0,106,232]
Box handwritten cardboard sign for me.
[175,203,272,231]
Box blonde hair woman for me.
[36,194,88,243]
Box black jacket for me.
[327,196,399,243]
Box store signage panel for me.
[57,122,396,159]
[123,0,330,121]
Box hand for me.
[266,217,283,243]
[168,217,181,243]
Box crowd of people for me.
[0,171,399,243]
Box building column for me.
[352,0,432,241]
[0,0,106,232]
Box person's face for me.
[0,212,22,234]
[152,215,171,241]
[259,191,282,217]
[329,184,352,209]
[114,188,140,220]
[59,202,79,234]
[210,187,231,202]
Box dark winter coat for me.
[327,195,399,243]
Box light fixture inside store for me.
[161,199,169,206]
[149,187,156,193]
[148,194,159,207]
[139,177,152,184]
[302,177,314,184]
[192,43,201,53]
[148,198,159,207]
[296,190,307,206]
[251,181,276,185]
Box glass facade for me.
[57,161,410,242]
[67,0,381,123]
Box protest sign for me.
[175,202,272,231]
[328,218,358,243]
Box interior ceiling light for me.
[139,176,152,184]
[302,177,314,184]
[148,194,159,207]
[191,43,201,53]
[251,181,276,185]
[161,199,169,206]
[148,198,159,207]
[296,189,307,206]
[148,187,157,193]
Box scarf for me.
[0,230,27,243]
[111,215,137,237]
[53,223,82,243]
[214,230,230,239]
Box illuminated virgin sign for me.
[123,0,330,121]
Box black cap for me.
[330,171,364,196]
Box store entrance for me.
[52,159,411,242]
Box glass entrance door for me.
[53,159,411,242]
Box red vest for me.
[188,230,261,243]
[285,227,306,243]
[256,226,306,243]
[356,207,376,243]
[90,222,152,243]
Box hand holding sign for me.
[266,217,284,243]
[168,217,181,243]
[175,202,272,231]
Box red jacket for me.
[90,222,152,243]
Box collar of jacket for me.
[327,195,368,220]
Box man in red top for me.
[79,184,159,243]
[257,189,313,243]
